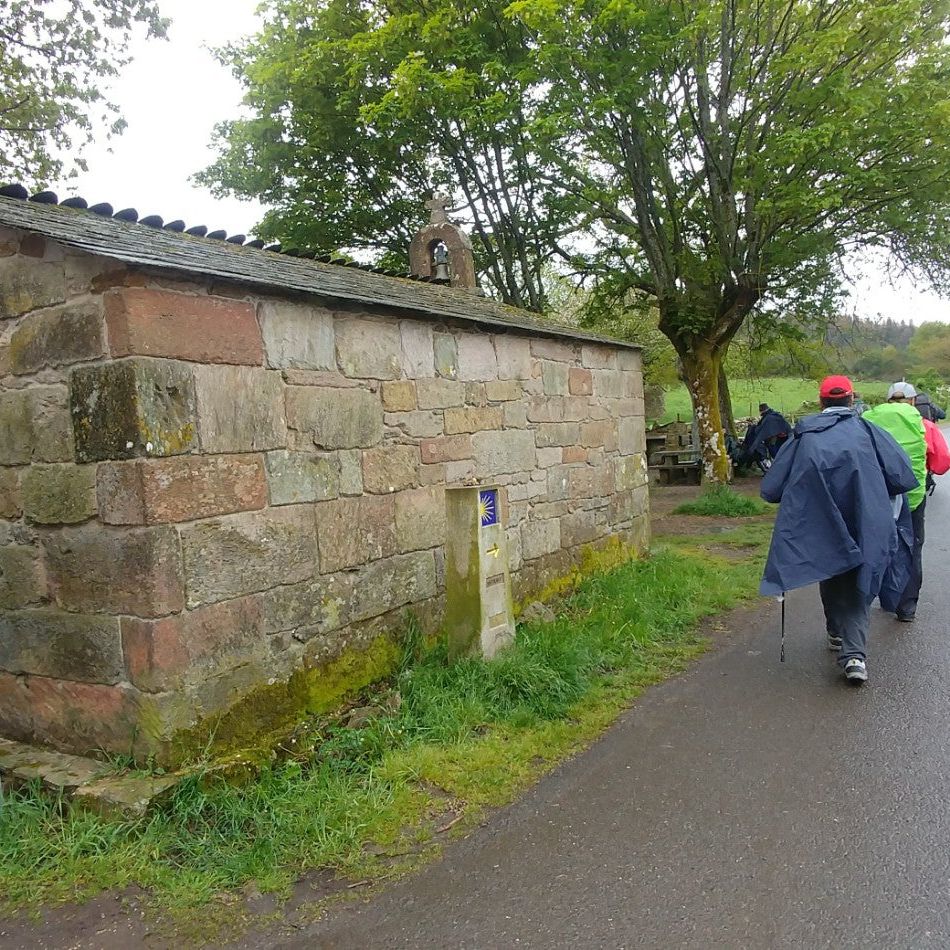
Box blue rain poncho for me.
[759,410,918,597]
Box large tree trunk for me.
[678,342,731,483]
[718,363,736,441]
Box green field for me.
[658,376,891,424]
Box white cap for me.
[887,381,917,400]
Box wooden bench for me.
[652,449,702,485]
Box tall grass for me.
[0,541,766,918]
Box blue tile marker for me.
[478,489,498,526]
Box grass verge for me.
[0,529,769,932]
[674,484,770,517]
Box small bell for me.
[433,242,451,281]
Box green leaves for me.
[0,0,168,185]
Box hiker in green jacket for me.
[863,382,928,621]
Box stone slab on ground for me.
[0,736,178,817]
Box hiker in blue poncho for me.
[759,375,918,685]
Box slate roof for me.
[0,188,638,351]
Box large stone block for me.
[560,509,600,547]
[98,454,268,524]
[417,377,464,409]
[315,495,397,571]
[456,334,498,381]
[0,544,46,609]
[617,348,641,372]
[286,385,382,449]
[525,396,565,424]
[180,506,316,608]
[121,595,265,692]
[420,435,472,464]
[535,422,581,448]
[363,445,419,493]
[0,610,123,683]
[494,336,532,379]
[338,449,363,494]
[0,468,21,518]
[592,369,625,398]
[546,464,573,501]
[609,483,649,525]
[385,410,443,438]
[444,406,503,434]
[262,572,354,639]
[504,402,528,428]
[0,258,65,319]
[22,464,96,524]
[613,453,649,491]
[530,338,576,362]
[105,287,263,365]
[31,387,75,462]
[434,333,458,379]
[400,321,435,378]
[618,415,646,455]
[349,551,437,623]
[265,450,340,505]
[464,381,487,407]
[581,420,618,451]
[1,386,74,465]
[27,677,139,758]
[473,429,536,476]
[521,519,561,560]
[259,298,334,370]
[8,300,105,375]
[395,485,446,552]
[485,380,522,402]
[0,392,30,464]
[70,359,197,462]
[44,525,184,617]
[0,671,31,741]
[581,344,618,369]
[569,465,610,499]
[381,380,416,412]
[335,316,401,379]
[542,361,569,396]
[195,364,285,453]
[569,367,593,395]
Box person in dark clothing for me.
[864,383,928,622]
[754,404,791,460]
[914,391,946,423]
[734,404,791,473]
[760,375,918,685]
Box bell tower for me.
[409,194,479,292]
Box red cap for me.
[819,375,854,399]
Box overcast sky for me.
[49,0,947,325]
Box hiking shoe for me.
[844,658,868,684]
[896,613,915,623]
[828,635,843,652]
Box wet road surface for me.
[271,483,950,949]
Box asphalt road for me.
[277,482,950,950]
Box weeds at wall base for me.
[0,526,769,938]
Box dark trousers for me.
[820,568,870,665]
[897,498,926,619]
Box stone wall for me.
[0,228,649,763]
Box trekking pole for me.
[779,593,786,662]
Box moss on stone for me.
[152,634,402,767]
[515,536,640,616]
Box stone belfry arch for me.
[408,194,479,292]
